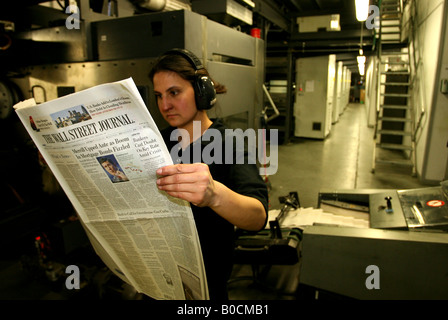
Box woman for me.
[150,49,268,300]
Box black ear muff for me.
[164,48,217,110]
[194,75,217,110]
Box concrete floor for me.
[266,102,430,210]
[227,102,433,300]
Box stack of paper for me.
[268,207,370,229]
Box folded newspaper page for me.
[14,78,208,300]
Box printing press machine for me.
[232,192,302,295]
[234,192,302,266]
[234,182,448,299]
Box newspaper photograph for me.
[14,77,209,300]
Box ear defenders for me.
[164,48,217,110]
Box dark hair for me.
[149,52,227,94]
[99,157,113,165]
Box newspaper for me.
[14,78,208,300]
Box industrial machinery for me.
[234,191,301,266]
[232,192,302,296]
[0,2,265,300]
[300,182,448,299]
[3,8,264,131]
[319,180,448,231]
[294,55,336,139]
[0,4,265,227]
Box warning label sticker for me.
[426,200,445,207]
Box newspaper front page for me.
[14,78,208,300]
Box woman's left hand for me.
[156,163,217,207]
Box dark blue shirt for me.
[161,119,268,300]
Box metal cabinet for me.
[294,55,336,139]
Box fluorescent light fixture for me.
[355,0,369,22]
[330,19,339,30]
[357,54,366,75]
[358,61,365,75]
[358,64,365,75]
[330,14,340,31]
[357,55,366,64]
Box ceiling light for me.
[330,14,341,31]
[355,0,369,22]
[358,63,365,76]
[357,55,366,64]
[357,54,366,76]
[330,19,339,30]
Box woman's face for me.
[153,70,200,129]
